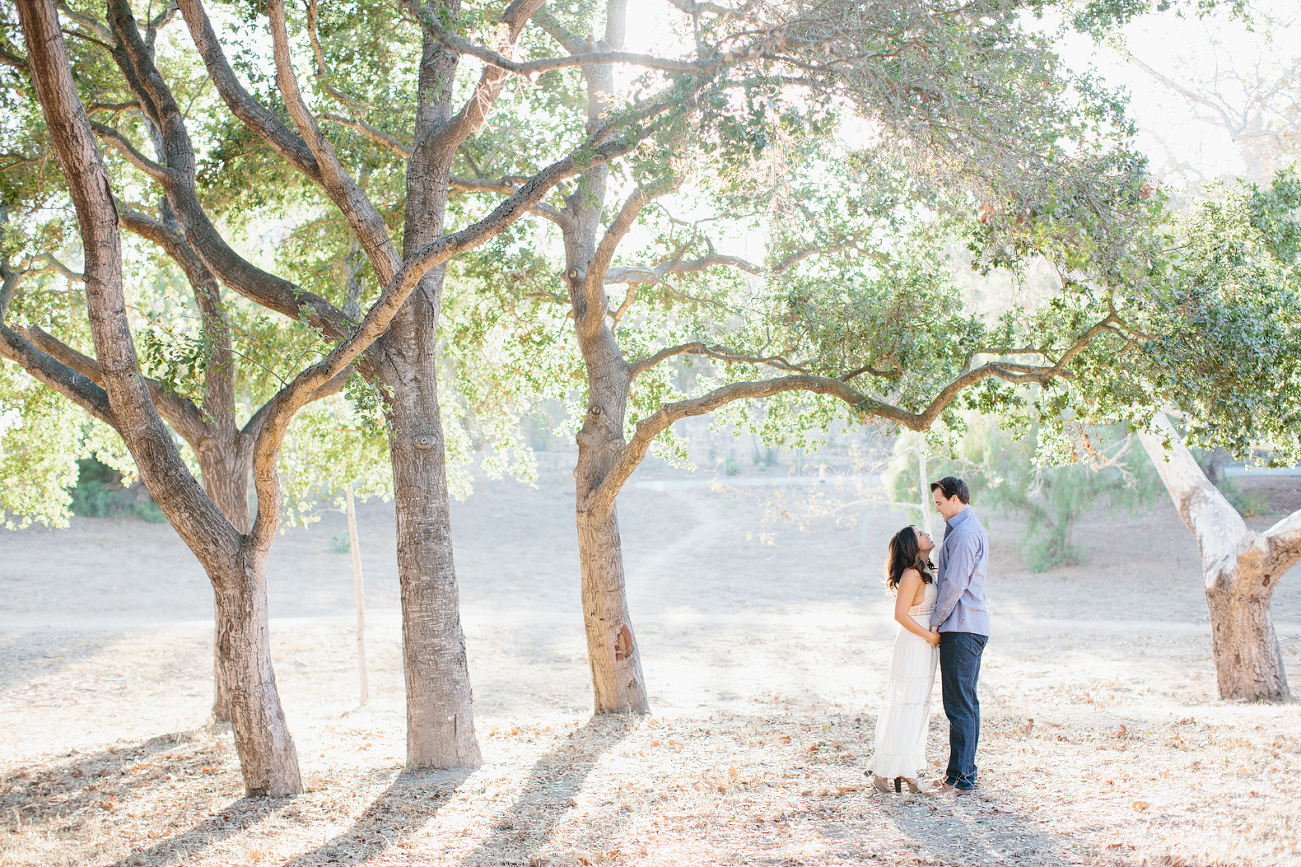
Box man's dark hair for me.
[930,476,970,504]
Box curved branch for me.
[246,120,641,550]
[105,0,356,345]
[583,374,885,516]
[265,0,400,284]
[174,0,323,181]
[0,323,116,427]
[321,113,412,159]
[418,0,547,157]
[18,323,209,444]
[92,121,174,183]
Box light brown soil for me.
[1,460,1299,867]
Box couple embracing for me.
[868,476,989,796]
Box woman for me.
[867,525,941,794]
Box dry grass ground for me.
[1,464,1299,867]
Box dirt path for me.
[1,466,1299,866]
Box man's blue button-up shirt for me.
[930,507,991,636]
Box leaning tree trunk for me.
[1139,411,1295,702]
[573,369,649,713]
[18,0,304,793]
[215,545,302,795]
[198,440,252,723]
[561,0,648,714]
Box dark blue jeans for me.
[939,631,988,790]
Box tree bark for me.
[1206,576,1290,701]
[197,439,251,723]
[576,503,649,713]
[216,546,302,795]
[1139,411,1294,702]
[384,332,481,767]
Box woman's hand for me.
[926,629,941,647]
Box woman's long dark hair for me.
[885,525,934,592]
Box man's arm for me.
[930,531,978,628]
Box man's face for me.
[932,488,963,521]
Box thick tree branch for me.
[174,0,323,182]
[266,0,401,284]
[105,0,357,346]
[18,323,210,443]
[583,374,883,516]
[0,323,117,426]
[1139,411,1247,574]
[416,0,547,159]
[581,178,676,335]
[119,206,236,433]
[19,0,237,559]
[449,175,571,227]
[92,121,175,183]
[1265,510,1301,576]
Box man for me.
[926,476,990,795]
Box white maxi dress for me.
[868,580,939,779]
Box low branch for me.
[0,323,116,427]
[583,374,884,516]
[18,324,210,444]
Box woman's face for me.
[913,527,935,555]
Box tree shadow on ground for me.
[0,627,130,691]
[2,729,227,835]
[0,727,292,867]
[455,714,642,867]
[275,768,472,866]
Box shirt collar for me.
[946,507,973,531]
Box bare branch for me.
[417,8,723,79]
[266,0,401,284]
[449,175,571,227]
[92,121,174,183]
[321,113,412,159]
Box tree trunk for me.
[375,10,480,770]
[576,504,649,713]
[1206,567,1289,702]
[1139,411,1293,702]
[570,329,649,713]
[215,546,302,796]
[197,440,251,723]
[383,329,481,768]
